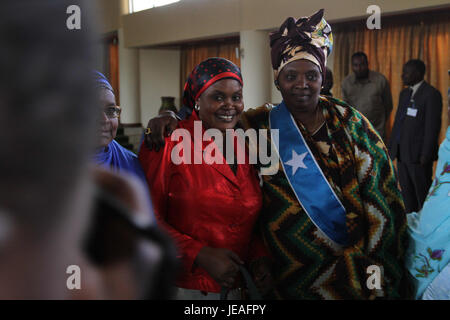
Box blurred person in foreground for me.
[0,0,175,299]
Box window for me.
[129,0,181,13]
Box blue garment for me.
[93,140,155,223]
[93,70,113,92]
[406,127,450,299]
[94,140,147,184]
[422,263,450,300]
[93,140,155,222]
[269,101,348,246]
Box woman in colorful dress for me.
[405,90,450,300]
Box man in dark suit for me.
[389,59,442,213]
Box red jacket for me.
[138,113,265,293]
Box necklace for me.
[311,120,326,136]
[308,106,325,135]
[293,104,325,134]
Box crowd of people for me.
[1,1,448,300]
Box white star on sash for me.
[285,150,308,175]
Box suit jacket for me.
[389,81,442,164]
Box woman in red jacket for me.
[139,58,269,300]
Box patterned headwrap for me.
[182,57,243,110]
[93,70,114,92]
[270,9,333,80]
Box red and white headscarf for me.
[182,57,243,110]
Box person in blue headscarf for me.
[405,90,450,300]
[92,71,149,190]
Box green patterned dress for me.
[241,96,411,299]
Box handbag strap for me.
[220,265,262,300]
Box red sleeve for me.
[138,141,204,273]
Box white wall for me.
[138,48,181,125]
[93,0,122,34]
[240,30,273,110]
[122,0,449,48]
[118,28,141,124]
[270,69,283,106]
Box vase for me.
[159,96,178,114]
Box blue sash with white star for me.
[269,101,348,246]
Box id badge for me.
[407,107,418,117]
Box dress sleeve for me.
[340,112,410,298]
[138,141,205,273]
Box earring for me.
[274,80,280,91]
[195,104,200,112]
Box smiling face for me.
[196,79,244,132]
[277,59,322,112]
[97,88,119,148]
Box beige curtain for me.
[180,38,241,101]
[332,10,449,144]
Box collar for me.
[410,80,424,97]
[95,144,111,156]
